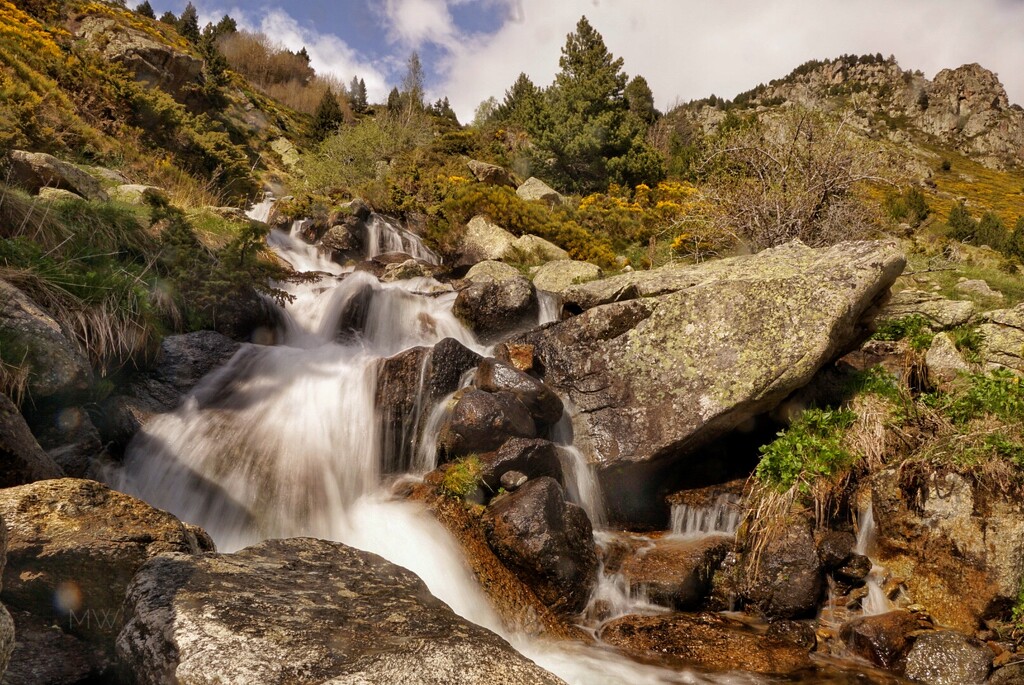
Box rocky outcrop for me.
[117,537,564,685]
[483,477,597,615]
[108,184,166,205]
[533,260,602,293]
[75,15,205,105]
[978,304,1024,373]
[878,289,975,330]
[453,274,538,341]
[96,331,241,448]
[7,150,108,202]
[619,535,733,610]
[925,332,973,385]
[467,159,517,188]
[515,240,904,468]
[0,479,206,661]
[868,469,1024,632]
[0,279,92,400]
[508,235,569,264]
[460,216,517,264]
[744,518,824,619]
[599,612,813,675]
[464,259,521,283]
[0,393,64,487]
[955,278,1003,300]
[903,630,992,685]
[517,177,565,206]
[838,610,922,668]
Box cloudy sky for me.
[149,0,1024,123]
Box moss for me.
[440,455,483,499]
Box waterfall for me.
[855,502,893,616]
[111,206,755,685]
[669,495,743,539]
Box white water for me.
[855,503,893,616]
[669,495,744,539]
[112,205,756,684]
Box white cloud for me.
[429,0,1024,124]
[382,0,460,51]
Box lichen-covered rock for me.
[516,177,565,206]
[515,240,904,467]
[508,235,569,264]
[479,438,563,492]
[453,275,538,340]
[108,184,166,205]
[0,279,92,400]
[0,393,64,487]
[320,218,364,257]
[838,610,921,668]
[533,260,602,294]
[464,259,521,283]
[475,358,563,426]
[744,518,824,619]
[979,304,1024,374]
[599,612,813,675]
[903,630,992,685]
[460,215,517,264]
[483,477,597,615]
[955,278,1003,300]
[877,289,975,329]
[7,150,108,202]
[619,535,732,610]
[36,187,82,202]
[925,332,973,385]
[437,389,537,459]
[381,259,434,282]
[467,159,517,188]
[117,537,564,685]
[0,479,206,654]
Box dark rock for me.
[818,530,857,569]
[483,477,597,614]
[475,358,563,426]
[33,406,103,478]
[744,518,824,619]
[500,470,528,491]
[767,620,817,650]
[3,609,111,685]
[116,537,564,685]
[7,150,107,201]
[453,277,538,341]
[839,610,921,668]
[512,240,904,467]
[989,662,1024,685]
[619,535,732,610]
[0,479,205,655]
[903,630,992,684]
[836,553,873,583]
[666,479,748,509]
[345,198,372,221]
[428,338,484,398]
[479,438,563,493]
[438,389,537,459]
[0,393,63,487]
[320,216,364,258]
[599,612,813,675]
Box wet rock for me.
[460,215,517,264]
[515,240,904,467]
[665,479,748,509]
[320,218,364,257]
[903,630,992,684]
[495,342,536,372]
[428,338,486,398]
[483,477,597,615]
[500,470,528,491]
[7,150,108,202]
[978,304,1024,374]
[453,276,538,341]
[619,535,732,610]
[0,279,92,400]
[517,177,565,206]
[744,518,824,619]
[533,260,602,293]
[877,289,975,329]
[838,610,920,668]
[475,358,563,426]
[33,406,102,478]
[926,331,973,385]
[836,554,872,583]
[96,331,241,448]
[599,612,813,675]
[438,389,537,459]
[344,198,372,222]
[381,259,433,282]
[0,393,64,487]
[989,662,1024,685]
[465,259,522,283]
[479,438,562,493]
[467,159,517,188]
[768,620,817,650]
[117,537,564,685]
[0,479,206,659]
[818,530,857,569]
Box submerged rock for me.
[903,630,992,684]
[514,240,905,467]
[117,537,564,685]
[483,477,597,615]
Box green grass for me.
[441,455,483,498]
[755,408,858,492]
[872,314,935,351]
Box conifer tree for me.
[349,76,368,113]
[312,89,344,141]
[177,2,201,44]
[159,10,177,24]
[135,1,155,19]
[401,52,425,111]
[496,73,548,132]
[625,75,658,124]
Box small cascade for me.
[583,531,669,626]
[669,494,743,539]
[537,290,561,325]
[365,213,437,263]
[855,502,893,616]
[551,405,607,527]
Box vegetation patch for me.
[441,455,483,499]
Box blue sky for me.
[147,0,1024,123]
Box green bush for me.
[938,369,1024,425]
[948,326,984,363]
[755,408,858,492]
[441,455,483,498]
[872,315,934,351]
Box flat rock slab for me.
[117,537,565,685]
[516,240,905,466]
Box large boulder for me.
[517,177,565,206]
[508,235,569,264]
[925,331,973,385]
[6,150,108,202]
[513,240,905,467]
[0,279,92,400]
[474,358,563,426]
[483,477,597,615]
[903,630,992,685]
[743,518,824,619]
[116,537,564,685]
[619,535,733,610]
[0,393,64,487]
[453,275,538,340]
[464,259,521,283]
[460,215,517,264]
[533,260,602,294]
[437,389,537,459]
[877,289,975,329]
[599,612,813,675]
[838,610,922,668]
[978,304,1024,373]
[0,514,12,681]
[0,479,206,662]
[467,159,517,188]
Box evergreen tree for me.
[1007,216,1024,260]
[431,97,458,124]
[401,51,425,111]
[297,47,311,65]
[976,211,1007,251]
[159,10,177,24]
[496,73,548,132]
[177,2,201,44]
[311,89,344,141]
[349,76,368,113]
[386,87,401,113]
[948,201,977,242]
[135,1,155,19]
[625,75,657,124]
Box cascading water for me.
[670,495,744,539]
[855,502,893,616]
[112,204,754,685]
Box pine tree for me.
[948,202,977,242]
[386,87,402,113]
[496,73,548,131]
[976,211,1007,251]
[135,1,155,19]
[625,75,657,124]
[1007,216,1024,260]
[311,89,344,141]
[159,10,177,24]
[177,2,201,44]
[349,76,367,113]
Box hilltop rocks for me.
[533,260,602,293]
[515,240,904,467]
[117,537,564,685]
[517,177,565,206]
[0,279,92,400]
[483,477,597,615]
[7,150,108,202]
[0,393,64,487]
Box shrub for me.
[948,326,984,363]
[947,201,977,242]
[872,315,934,351]
[755,408,858,492]
[938,370,1024,425]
